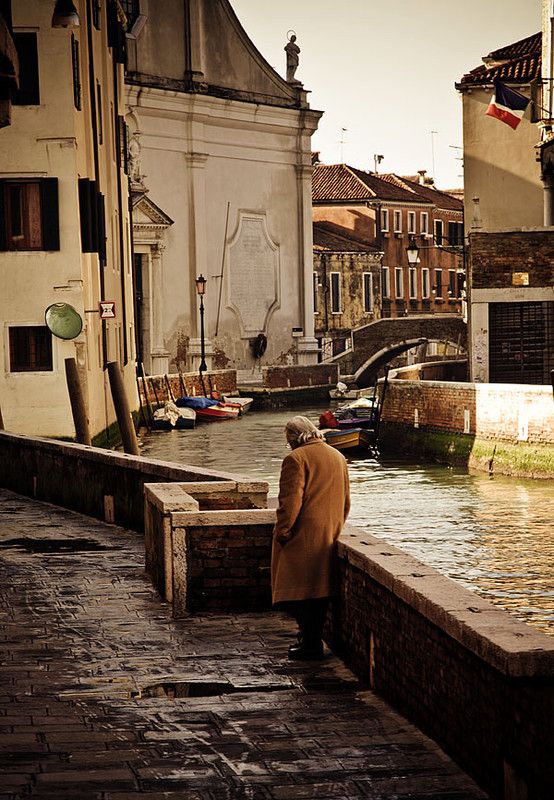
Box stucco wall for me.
[461,88,542,229]
[1,2,136,439]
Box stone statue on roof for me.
[285,33,300,84]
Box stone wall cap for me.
[338,526,554,677]
[144,482,199,512]
[172,509,275,526]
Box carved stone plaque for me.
[227,213,279,336]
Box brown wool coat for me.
[271,438,350,604]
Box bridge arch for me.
[354,338,428,385]
[334,315,467,386]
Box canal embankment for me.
[1,429,553,799]
[379,376,554,478]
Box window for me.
[313,272,319,313]
[448,221,463,246]
[363,273,373,312]
[72,34,81,110]
[78,178,106,262]
[434,219,443,246]
[395,267,404,298]
[434,269,443,297]
[489,302,554,384]
[422,268,430,298]
[409,268,417,299]
[96,83,102,143]
[408,211,416,234]
[120,0,140,28]
[382,266,390,299]
[330,272,341,313]
[381,208,389,232]
[9,326,53,372]
[421,212,428,234]
[394,210,402,233]
[12,32,39,105]
[0,178,59,251]
[457,270,465,297]
[448,270,456,297]
[92,0,102,28]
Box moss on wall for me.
[379,423,554,479]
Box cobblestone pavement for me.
[0,488,489,800]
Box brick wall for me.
[471,230,554,289]
[262,363,338,388]
[329,526,554,800]
[381,378,554,445]
[0,432,267,532]
[138,369,237,408]
[143,482,554,800]
[174,516,274,613]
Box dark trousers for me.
[287,597,330,647]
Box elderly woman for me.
[271,416,350,660]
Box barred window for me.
[9,326,53,372]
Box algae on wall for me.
[379,424,554,480]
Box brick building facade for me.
[469,229,554,384]
[312,163,464,322]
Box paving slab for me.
[0,488,489,799]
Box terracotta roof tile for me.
[381,174,463,212]
[487,32,541,62]
[313,221,379,252]
[312,163,422,204]
[458,32,541,86]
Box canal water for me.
[139,407,554,636]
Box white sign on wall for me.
[227,212,279,337]
[99,301,116,319]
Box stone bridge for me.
[336,314,467,386]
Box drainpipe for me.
[85,0,108,368]
[542,166,554,227]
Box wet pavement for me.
[0,488,488,799]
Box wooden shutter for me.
[0,179,6,251]
[40,178,59,250]
[97,192,106,264]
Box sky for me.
[231,0,542,190]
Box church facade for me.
[124,0,322,377]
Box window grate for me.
[489,302,554,385]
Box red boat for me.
[175,393,252,422]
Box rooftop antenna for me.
[340,127,348,162]
[374,154,384,174]
[430,130,438,182]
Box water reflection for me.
[139,408,554,635]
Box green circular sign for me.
[45,303,83,340]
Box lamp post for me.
[195,274,207,375]
[406,236,420,266]
[51,0,80,27]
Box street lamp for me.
[195,274,207,375]
[406,237,420,265]
[51,0,80,27]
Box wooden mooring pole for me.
[64,358,91,446]
[107,361,140,456]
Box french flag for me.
[485,78,530,130]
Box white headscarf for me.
[285,415,324,445]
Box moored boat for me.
[321,426,377,455]
[175,393,253,421]
[152,402,196,430]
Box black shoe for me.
[288,642,324,661]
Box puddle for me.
[0,537,121,553]
[137,680,292,699]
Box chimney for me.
[417,170,426,185]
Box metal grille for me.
[489,301,554,384]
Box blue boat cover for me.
[175,395,219,409]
